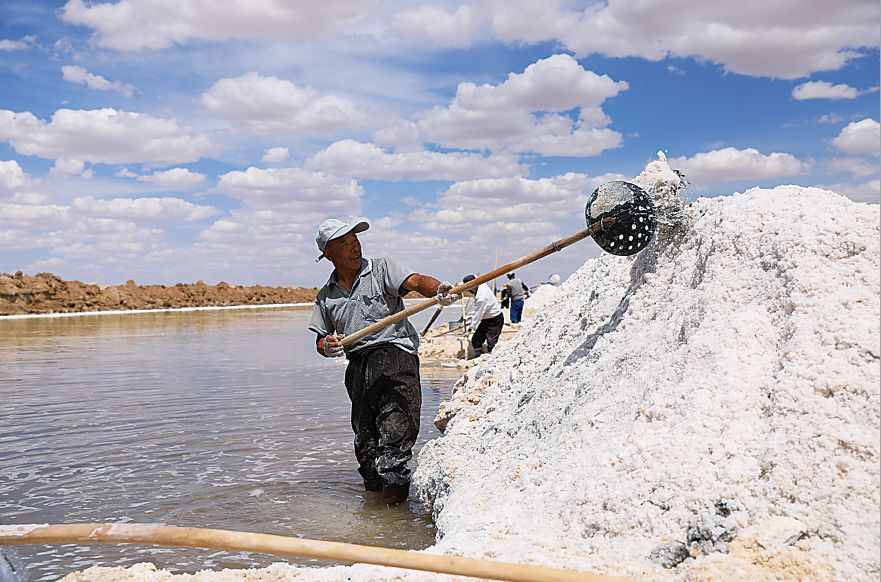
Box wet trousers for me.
[471,313,505,353]
[344,345,421,487]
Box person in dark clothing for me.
[309,218,460,505]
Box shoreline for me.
[0,302,316,321]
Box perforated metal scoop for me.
[586,181,657,256]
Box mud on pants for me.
[344,345,421,488]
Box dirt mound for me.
[0,272,317,315]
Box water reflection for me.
[0,307,461,581]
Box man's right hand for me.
[322,335,344,357]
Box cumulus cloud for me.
[823,180,881,204]
[261,147,290,164]
[0,36,36,51]
[200,72,363,134]
[50,159,93,178]
[60,0,374,51]
[828,157,880,179]
[71,196,218,221]
[0,203,70,227]
[668,147,810,182]
[0,108,213,165]
[415,54,627,156]
[117,167,207,188]
[411,172,623,234]
[306,139,525,181]
[0,160,29,198]
[792,81,862,100]
[62,65,135,97]
[396,0,878,79]
[217,167,362,211]
[832,118,880,155]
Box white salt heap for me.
[64,165,880,581]
[522,283,562,319]
[415,183,880,580]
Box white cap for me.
[315,218,369,262]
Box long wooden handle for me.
[0,523,628,582]
[341,217,613,347]
[420,306,444,336]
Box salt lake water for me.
[0,306,462,581]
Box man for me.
[504,272,530,324]
[309,218,460,505]
[462,274,505,357]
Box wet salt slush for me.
[0,306,461,581]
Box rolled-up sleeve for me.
[308,297,332,337]
[382,258,416,296]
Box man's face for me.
[324,231,362,270]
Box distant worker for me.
[504,272,529,324]
[309,218,460,505]
[462,274,505,357]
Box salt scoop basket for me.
[341,181,656,347]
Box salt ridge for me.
[415,180,880,580]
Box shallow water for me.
[0,307,462,581]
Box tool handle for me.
[340,217,613,347]
[420,306,444,337]
[0,523,626,582]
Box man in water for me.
[309,218,460,505]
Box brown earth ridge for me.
[0,272,318,316]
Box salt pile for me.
[62,171,879,581]
[416,182,880,579]
[522,284,562,319]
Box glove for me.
[322,335,344,358]
[435,280,462,307]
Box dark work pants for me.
[344,345,421,487]
[471,313,505,352]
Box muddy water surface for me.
[0,307,461,581]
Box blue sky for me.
[0,0,878,287]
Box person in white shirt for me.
[462,274,505,355]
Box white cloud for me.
[61,65,134,97]
[216,166,362,210]
[62,65,135,97]
[129,168,207,188]
[261,147,290,164]
[415,54,627,156]
[392,4,480,48]
[828,157,880,179]
[306,139,525,181]
[0,108,214,166]
[818,113,843,124]
[71,196,218,221]
[200,72,363,134]
[832,118,880,155]
[50,159,93,178]
[0,203,70,227]
[60,0,375,51]
[668,147,810,182]
[397,0,879,79]
[823,180,880,204]
[0,36,35,51]
[0,160,29,197]
[792,81,859,100]
[410,172,622,234]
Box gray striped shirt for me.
[309,258,419,355]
